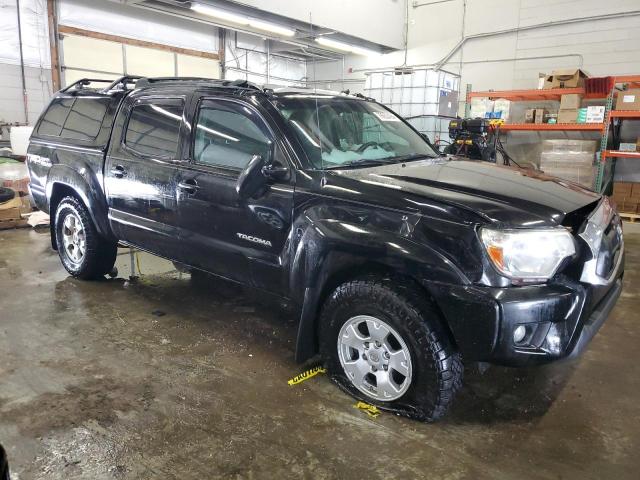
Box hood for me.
[324,158,600,227]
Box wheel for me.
[55,196,117,280]
[319,277,463,422]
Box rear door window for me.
[37,98,74,136]
[124,100,184,158]
[60,97,110,140]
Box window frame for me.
[122,96,186,160]
[189,96,276,175]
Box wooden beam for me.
[57,25,220,61]
[47,0,61,91]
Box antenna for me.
[309,13,325,177]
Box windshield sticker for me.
[373,111,400,122]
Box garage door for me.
[60,30,220,87]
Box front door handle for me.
[110,165,126,178]
[178,179,200,194]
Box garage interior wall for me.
[310,0,640,176]
[0,0,52,126]
[223,31,307,86]
[57,0,221,85]
[312,0,640,96]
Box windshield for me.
[273,95,439,169]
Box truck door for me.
[176,97,294,292]
[105,96,187,259]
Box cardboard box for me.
[534,108,546,124]
[614,182,633,196]
[557,108,578,123]
[615,89,640,111]
[586,106,606,123]
[619,142,638,152]
[543,69,588,89]
[524,108,536,123]
[560,94,582,109]
[538,73,547,90]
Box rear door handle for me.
[178,179,200,194]
[110,165,126,178]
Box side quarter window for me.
[124,100,184,158]
[193,100,273,170]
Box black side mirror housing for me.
[236,155,267,200]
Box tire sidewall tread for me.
[55,196,116,280]
[319,276,463,422]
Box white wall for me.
[313,0,640,96]
[59,0,220,54]
[238,0,407,49]
[0,0,52,126]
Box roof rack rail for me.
[102,75,143,92]
[134,77,264,92]
[135,77,218,88]
[60,78,114,93]
[60,76,143,94]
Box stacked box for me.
[539,140,598,188]
[612,182,640,213]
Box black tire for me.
[55,196,117,280]
[0,187,15,204]
[319,277,463,422]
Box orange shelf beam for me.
[610,110,640,118]
[498,123,604,131]
[467,87,587,101]
[602,150,640,159]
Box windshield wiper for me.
[387,153,439,162]
[325,159,395,170]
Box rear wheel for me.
[55,196,117,280]
[319,277,463,421]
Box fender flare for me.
[290,216,469,363]
[46,163,114,241]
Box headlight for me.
[480,228,576,282]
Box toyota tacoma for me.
[26,77,624,421]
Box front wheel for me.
[55,196,117,280]
[319,277,463,421]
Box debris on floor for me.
[354,401,381,418]
[287,365,326,386]
[0,188,31,230]
[26,210,49,229]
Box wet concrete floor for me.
[0,227,639,479]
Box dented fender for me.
[289,202,471,362]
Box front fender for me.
[290,205,470,362]
[46,163,113,240]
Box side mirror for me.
[236,155,267,201]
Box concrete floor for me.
[0,226,639,480]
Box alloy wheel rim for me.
[62,212,86,264]
[337,315,412,401]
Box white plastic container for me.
[9,126,34,156]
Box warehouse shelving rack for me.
[465,75,640,193]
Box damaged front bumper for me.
[429,251,624,367]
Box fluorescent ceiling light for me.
[192,3,296,37]
[315,37,379,56]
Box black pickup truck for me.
[26,77,624,421]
